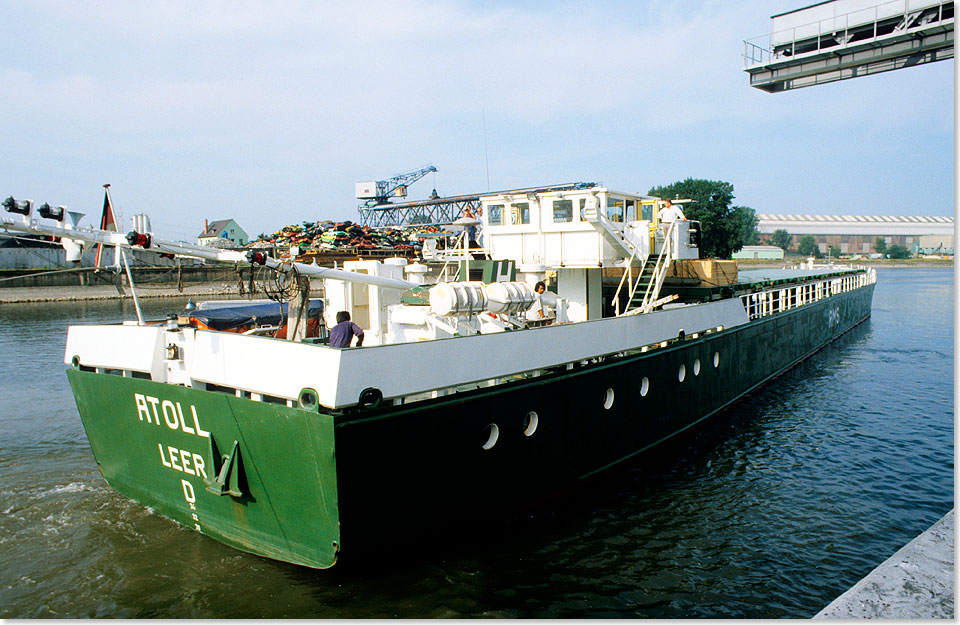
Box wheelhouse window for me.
[624,199,636,221]
[488,204,504,226]
[509,202,530,225]
[552,199,573,223]
[578,198,587,221]
[606,197,624,222]
[640,201,654,221]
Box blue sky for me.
[3,1,954,241]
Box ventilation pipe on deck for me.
[518,262,547,286]
[404,263,429,285]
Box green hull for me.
[67,281,874,569]
[67,371,341,568]
[331,283,876,533]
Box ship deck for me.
[662,265,865,302]
[736,266,864,288]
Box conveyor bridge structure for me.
[743,0,954,92]
[357,182,598,228]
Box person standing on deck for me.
[462,208,478,247]
[525,281,554,326]
[657,198,685,231]
[329,311,364,348]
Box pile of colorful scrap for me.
[250,221,459,257]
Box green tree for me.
[734,205,760,246]
[828,245,842,258]
[771,229,792,251]
[797,235,820,257]
[874,237,887,255]
[648,178,757,258]
[887,244,911,259]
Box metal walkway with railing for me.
[743,0,954,92]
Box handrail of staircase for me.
[437,231,493,282]
[587,208,643,260]
[612,250,636,317]
[437,231,468,282]
[640,220,676,313]
[624,263,648,315]
[617,252,653,316]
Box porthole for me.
[713,352,720,367]
[481,423,499,450]
[523,412,539,436]
[678,364,686,382]
[640,377,650,396]
[603,388,615,410]
[694,359,701,376]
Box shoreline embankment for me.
[0,260,951,304]
[0,282,242,304]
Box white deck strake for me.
[65,298,748,409]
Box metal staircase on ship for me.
[610,221,678,317]
[580,198,678,317]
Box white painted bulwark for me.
[64,298,751,409]
[210,297,744,407]
[65,325,167,379]
[188,330,344,404]
[327,298,750,408]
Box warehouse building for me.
[732,245,785,260]
[757,214,954,256]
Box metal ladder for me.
[638,221,677,314]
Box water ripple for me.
[0,271,953,618]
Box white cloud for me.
[1,0,952,237]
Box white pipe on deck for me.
[1,216,417,291]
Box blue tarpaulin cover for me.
[189,300,324,331]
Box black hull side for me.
[333,283,875,535]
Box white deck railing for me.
[740,268,877,321]
[743,0,953,68]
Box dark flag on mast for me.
[95,184,118,268]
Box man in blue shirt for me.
[329,311,364,348]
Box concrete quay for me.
[0,282,240,304]
[815,509,954,619]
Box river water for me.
[0,267,953,618]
